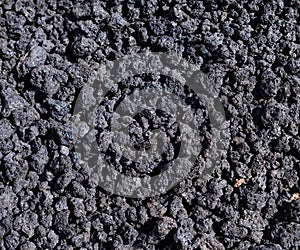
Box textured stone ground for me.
[0,0,299,249]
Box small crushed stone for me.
[0,0,299,249]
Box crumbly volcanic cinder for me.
[0,0,299,249]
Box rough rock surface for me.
[0,0,299,249]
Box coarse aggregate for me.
[0,0,299,249]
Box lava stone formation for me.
[0,0,299,249]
